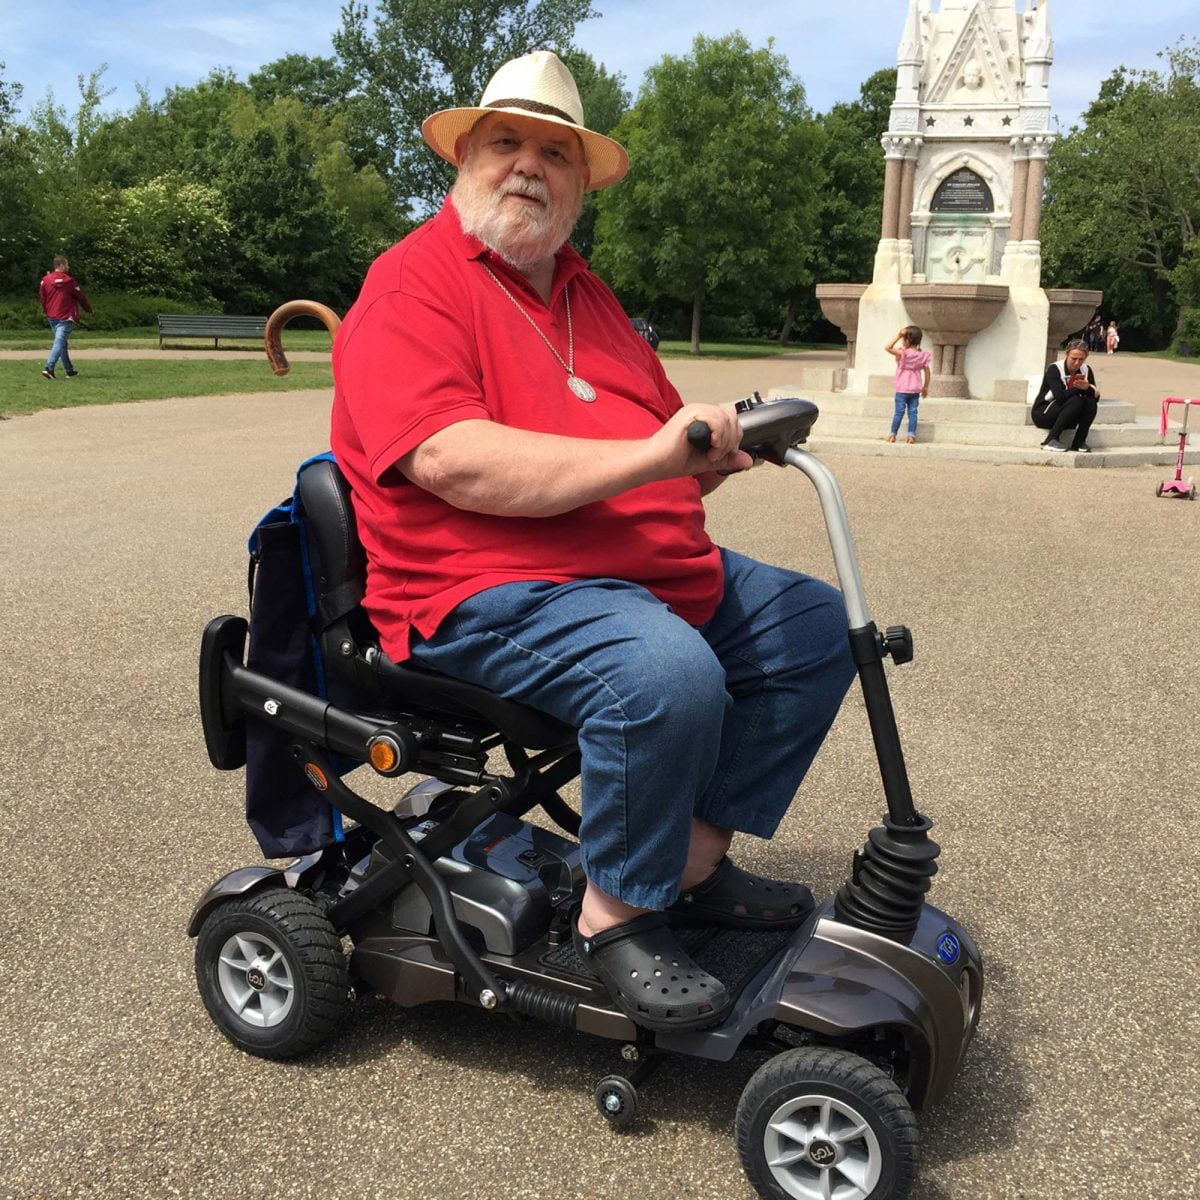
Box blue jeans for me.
[891,392,919,437]
[409,549,856,908]
[45,319,76,374]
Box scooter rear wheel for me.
[735,1046,917,1200]
[195,887,350,1059]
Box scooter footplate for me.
[541,925,793,1004]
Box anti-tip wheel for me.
[736,1047,917,1200]
[195,887,350,1059]
[595,1075,639,1129]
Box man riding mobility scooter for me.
[190,306,982,1200]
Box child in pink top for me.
[884,326,932,443]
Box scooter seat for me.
[297,456,574,751]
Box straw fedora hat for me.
[421,50,629,190]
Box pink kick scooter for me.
[1156,397,1198,500]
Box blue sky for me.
[3,1,1198,131]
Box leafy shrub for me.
[0,296,44,330]
[1174,306,1200,357]
[0,292,210,330]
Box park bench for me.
[157,313,267,349]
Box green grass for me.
[1142,348,1200,366]
[0,326,336,351]
[0,358,332,417]
[656,338,835,359]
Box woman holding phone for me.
[1032,338,1101,453]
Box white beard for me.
[452,167,583,272]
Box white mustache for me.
[500,180,549,204]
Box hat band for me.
[484,98,578,126]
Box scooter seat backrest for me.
[296,457,575,751]
[296,456,368,634]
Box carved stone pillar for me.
[1009,148,1029,243]
[899,155,917,240]
[1022,153,1048,242]
[881,154,902,240]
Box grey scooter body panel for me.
[656,898,982,1109]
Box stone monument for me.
[817,0,1100,403]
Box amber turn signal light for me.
[368,737,400,773]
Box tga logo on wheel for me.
[936,931,961,965]
[808,1141,836,1166]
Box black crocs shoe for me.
[573,911,731,1032]
[668,857,815,930]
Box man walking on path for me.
[38,257,92,379]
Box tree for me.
[0,63,46,293]
[1042,40,1200,349]
[592,33,822,354]
[248,54,350,110]
[333,0,597,211]
[0,61,20,127]
[797,68,895,339]
[77,174,232,303]
[557,47,629,261]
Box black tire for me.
[735,1047,918,1200]
[195,887,350,1060]
[1155,483,1164,497]
[594,1075,639,1129]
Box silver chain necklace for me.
[481,261,597,403]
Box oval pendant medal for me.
[568,375,597,403]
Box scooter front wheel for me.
[195,887,351,1059]
[735,1047,917,1200]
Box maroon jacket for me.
[39,270,93,322]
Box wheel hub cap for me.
[216,930,296,1028]
[763,1093,882,1200]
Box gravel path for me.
[1,364,1198,1200]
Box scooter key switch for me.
[883,625,914,664]
[734,391,765,414]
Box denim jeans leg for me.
[409,579,730,910]
[907,395,919,436]
[45,319,73,373]
[890,393,906,437]
[694,549,856,839]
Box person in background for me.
[38,256,92,380]
[1032,338,1101,453]
[1105,320,1120,355]
[883,326,931,444]
[1084,313,1104,353]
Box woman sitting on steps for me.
[1032,339,1101,454]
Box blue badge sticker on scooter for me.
[936,931,961,965]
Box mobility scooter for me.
[190,305,982,1200]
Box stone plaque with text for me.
[931,169,994,213]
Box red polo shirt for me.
[330,199,723,662]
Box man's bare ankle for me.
[578,888,649,938]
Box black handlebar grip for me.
[687,420,713,452]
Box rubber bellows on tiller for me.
[834,813,941,942]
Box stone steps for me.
[806,413,1166,448]
[800,434,1200,470]
[774,388,1137,426]
[765,386,1193,468]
